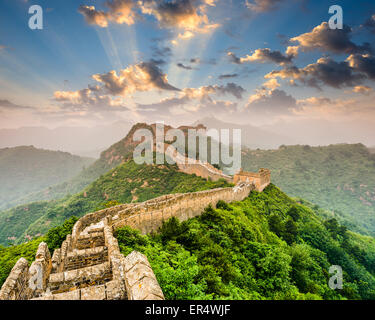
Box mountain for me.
[194,117,299,149]
[2,184,375,300]
[15,122,208,207]
[0,159,230,246]
[0,146,94,211]
[242,143,375,236]
[0,121,133,158]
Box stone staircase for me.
[0,216,165,300]
[0,180,261,300]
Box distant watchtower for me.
[233,168,271,192]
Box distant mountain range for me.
[0,146,94,211]
[242,143,375,236]
[194,117,298,149]
[0,121,133,158]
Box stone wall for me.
[110,182,253,234]
[0,242,52,300]
[164,145,233,183]
[122,251,164,300]
[233,168,271,192]
[0,172,264,300]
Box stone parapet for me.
[123,251,164,300]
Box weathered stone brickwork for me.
[233,168,271,192]
[0,162,270,300]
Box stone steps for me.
[48,261,112,294]
[32,279,126,300]
[75,231,105,250]
[64,246,108,271]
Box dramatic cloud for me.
[290,22,372,55]
[228,48,295,66]
[91,61,180,96]
[78,0,137,27]
[352,85,373,95]
[139,0,220,38]
[262,78,280,90]
[245,0,286,12]
[364,14,375,34]
[265,57,365,89]
[346,54,375,79]
[246,88,297,116]
[53,87,128,111]
[54,61,179,113]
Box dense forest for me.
[242,144,375,236]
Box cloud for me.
[53,61,179,113]
[245,0,286,12]
[262,78,280,90]
[91,61,180,96]
[183,83,246,99]
[364,14,375,34]
[138,0,220,38]
[290,22,372,55]
[245,88,297,116]
[228,48,295,66]
[177,63,193,70]
[218,73,239,80]
[78,0,137,27]
[53,87,128,111]
[136,82,245,116]
[352,85,373,95]
[265,57,365,89]
[346,54,375,80]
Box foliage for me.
[0,160,230,246]
[115,184,375,300]
[45,216,78,252]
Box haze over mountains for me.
[2,117,373,159]
[0,121,133,158]
[0,146,94,211]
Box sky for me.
[0,0,375,146]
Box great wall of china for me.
[0,135,271,300]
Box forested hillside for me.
[3,184,374,300]
[116,184,375,300]
[0,146,94,210]
[0,160,230,246]
[242,144,375,236]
